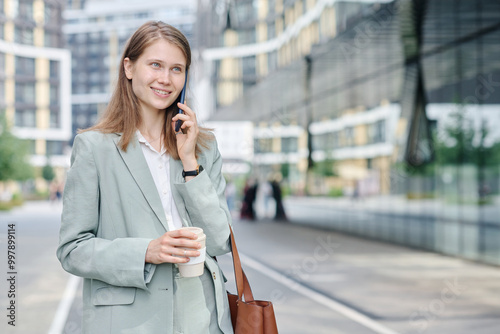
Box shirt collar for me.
[136,130,166,155]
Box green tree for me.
[434,110,475,165]
[435,109,500,166]
[42,162,55,182]
[0,116,34,182]
[313,159,336,177]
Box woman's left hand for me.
[172,102,199,168]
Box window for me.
[331,132,340,149]
[242,55,256,80]
[368,120,386,144]
[44,4,59,25]
[15,56,35,76]
[49,108,59,128]
[50,84,59,105]
[281,137,298,153]
[14,27,34,45]
[18,0,34,21]
[50,60,59,79]
[15,109,36,127]
[15,82,36,104]
[254,138,273,153]
[344,127,355,147]
[45,31,60,48]
[46,140,64,155]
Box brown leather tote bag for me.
[226,226,279,334]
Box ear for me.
[124,57,133,80]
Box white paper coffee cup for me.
[177,227,206,277]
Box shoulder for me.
[71,131,122,160]
[74,131,120,148]
[76,130,117,142]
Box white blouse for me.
[136,130,183,231]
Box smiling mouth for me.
[151,88,170,96]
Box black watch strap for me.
[182,165,204,178]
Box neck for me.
[139,109,165,139]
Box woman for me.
[57,21,233,333]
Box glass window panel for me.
[15,82,36,104]
[50,60,59,79]
[49,108,59,128]
[46,140,64,155]
[50,84,58,105]
[15,109,36,127]
[14,27,33,45]
[15,56,35,76]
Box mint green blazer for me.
[57,131,233,333]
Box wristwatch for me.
[182,164,204,178]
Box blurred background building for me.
[0,0,71,191]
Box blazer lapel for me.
[112,134,169,232]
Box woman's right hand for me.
[145,229,201,264]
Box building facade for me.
[203,0,500,265]
[63,0,197,140]
[0,0,71,188]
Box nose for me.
[157,70,171,85]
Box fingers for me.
[169,229,198,239]
[173,103,196,123]
[146,231,202,265]
[176,102,194,117]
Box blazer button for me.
[212,272,216,280]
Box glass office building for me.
[0,0,71,187]
[206,0,500,265]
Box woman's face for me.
[124,39,187,116]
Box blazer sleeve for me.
[56,134,152,290]
[173,138,231,257]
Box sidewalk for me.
[284,194,500,225]
[231,218,500,334]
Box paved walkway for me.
[231,218,500,334]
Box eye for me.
[172,66,182,73]
[151,62,161,68]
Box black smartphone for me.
[174,69,188,132]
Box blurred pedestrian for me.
[49,180,58,202]
[240,178,258,220]
[260,179,273,218]
[271,179,287,221]
[57,21,233,334]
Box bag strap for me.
[229,225,255,302]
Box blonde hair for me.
[82,21,212,158]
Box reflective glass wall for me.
[211,0,500,266]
